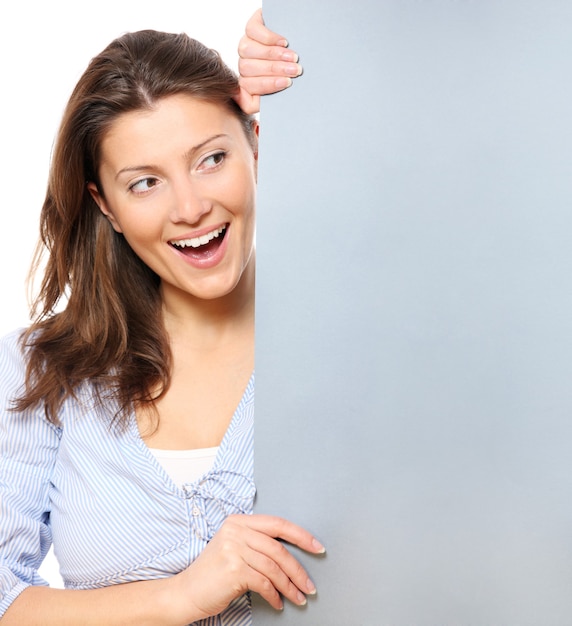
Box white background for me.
[1,0,260,587]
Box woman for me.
[0,11,322,626]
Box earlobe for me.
[86,181,123,233]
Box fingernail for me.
[297,591,307,605]
[281,50,298,62]
[285,63,303,77]
[306,578,317,594]
[275,77,292,90]
[277,38,289,47]
[312,538,326,553]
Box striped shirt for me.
[0,329,255,625]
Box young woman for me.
[0,11,321,626]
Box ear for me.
[86,182,123,233]
[251,120,260,161]
[251,121,260,183]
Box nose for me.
[169,176,212,224]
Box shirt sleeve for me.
[0,330,62,617]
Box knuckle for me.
[269,47,287,61]
[273,515,289,534]
[291,559,306,580]
[246,24,274,46]
[259,576,275,596]
[274,541,290,560]
[238,58,255,76]
[218,517,241,541]
[265,555,282,576]
[237,37,250,57]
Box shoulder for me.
[0,326,27,350]
[0,328,62,449]
[0,327,29,385]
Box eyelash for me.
[200,151,227,170]
[129,177,159,194]
[127,151,227,194]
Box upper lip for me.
[168,223,228,247]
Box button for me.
[192,507,201,517]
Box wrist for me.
[161,569,207,626]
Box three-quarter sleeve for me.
[0,330,62,617]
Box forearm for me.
[1,574,197,626]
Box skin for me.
[89,95,259,449]
[90,96,258,311]
[235,9,303,114]
[1,12,317,626]
[3,516,324,625]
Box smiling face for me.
[89,94,258,310]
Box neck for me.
[160,257,255,349]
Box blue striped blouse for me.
[0,329,255,625]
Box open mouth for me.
[169,225,227,260]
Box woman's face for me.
[89,95,258,306]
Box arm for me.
[2,579,179,626]
[2,515,324,626]
[0,334,323,624]
[235,8,303,114]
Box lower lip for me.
[170,226,230,269]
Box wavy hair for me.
[15,30,255,426]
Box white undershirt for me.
[148,446,219,487]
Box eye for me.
[129,177,160,194]
[199,151,226,171]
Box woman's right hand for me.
[172,514,325,622]
[0,514,322,626]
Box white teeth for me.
[171,226,226,249]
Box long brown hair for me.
[15,30,255,426]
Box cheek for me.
[226,166,257,218]
[108,197,161,241]
[125,227,160,255]
[114,212,163,260]
[235,191,256,243]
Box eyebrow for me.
[114,133,229,181]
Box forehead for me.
[99,95,245,166]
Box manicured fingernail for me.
[275,77,292,90]
[312,538,326,553]
[281,50,298,62]
[297,591,307,605]
[306,578,317,594]
[277,38,289,47]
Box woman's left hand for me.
[235,8,303,114]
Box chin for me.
[190,277,242,301]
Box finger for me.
[238,37,298,63]
[237,76,293,103]
[244,8,289,47]
[245,531,317,599]
[244,568,285,610]
[238,57,302,79]
[233,88,260,116]
[244,547,309,608]
[237,514,326,555]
